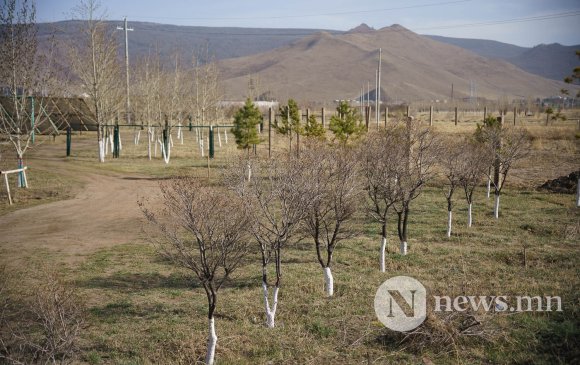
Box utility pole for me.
[377,48,381,128]
[117,17,134,125]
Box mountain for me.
[426,35,579,81]
[38,20,338,63]
[219,25,570,103]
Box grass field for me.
[0,115,579,364]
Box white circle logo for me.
[374,276,427,332]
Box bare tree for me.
[0,0,57,183]
[302,144,360,296]
[440,139,464,238]
[226,156,312,327]
[141,178,250,365]
[67,0,122,162]
[393,118,439,255]
[360,130,404,271]
[476,119,530,218]
[132,49,162,160]
[458,141,489,227]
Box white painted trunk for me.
[380,236,386,272]
[147,129,152,160]
[217,128,222,147]
[205,317,217,365]
[169,133,174,148]
[154,137,158,158]
[324,267,334,296]
[247,162,252,182]
[467,203,473,227]
[200,139,205,157]
[118,131,122,150]
[262,282,278,328]
[494,194,500,219]
[486,177,491,199]
[108,133,114,152]
[400,241,408,255]
[180,127,184,144]
[446,210,452,238]
[134,130,140,145]
[98,139,105,163]
[224,129,228,144]
[162,140,171,164]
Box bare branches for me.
[141,177,250,318]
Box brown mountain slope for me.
[219,25,571,103]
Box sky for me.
[35,0,580,47]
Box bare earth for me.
[0,145,159,264]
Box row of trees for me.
[144,99,529,364]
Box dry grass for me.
[1,119,579,364]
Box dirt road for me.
[0,141,160,264]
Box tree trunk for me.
[400,241,408,255]
[205,316,217,365]
[494,193,500,219]
[576,176,580,207]
[98,129,105,163]
[247,160,252,182]
[262,282,278,328]
[380,236,387,272]
[467,202,473,227]
[486,175,491,198]
[147,128,152,160]
[323,267,334,297]
[446,210,452,237]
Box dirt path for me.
[0,141,160,264]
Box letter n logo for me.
[374,276,427,332]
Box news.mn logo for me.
[374,276,427,332]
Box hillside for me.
[38,21,335,64]
[426,35,579,81]
[219,25,570,103]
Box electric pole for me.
[117,17,134,124]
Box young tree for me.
[274,99,301,136]
[457,140,488,227]
[360,130,404,271]
[476,118,530,219]
[303,114,325,140]
[231,98,262,180]
[393,118,439,255]
[0,0,56,183]
[329,101,365,144]
[140,178,250,365]
[67,0,122,162]
[302,145,360,296]
[440,139,463,238]
[226,156,312,327]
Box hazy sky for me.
[36,0,580,47]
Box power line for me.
[124,0,474,21]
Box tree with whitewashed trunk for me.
[476,117,529,219]
[0,0,58,182]
[302,144,360,296]
[225,156,312,328]
[440,139,464,238]
[67,0,123,163]
[458,141,489,227]
[140,178,250,365]
[132,49,162,160]
[232,99,262,181]
[393,118,439,255]
[360,130,404,272]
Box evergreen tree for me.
[329,101,365,144]
[275,99,302,135]
[304,114,326,140]
[232,98,262,151]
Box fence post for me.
[406,105,410,117]
[66,127,72,157]
[429,105,433,127]
[321,107,325,129]
[454,107,458,126]
[113,124,120,158]
[209,126,214,159]
[483,106,487,121]
[385,107,388,126]
[268,107,272,158]
[513,107,517,126]
[188,115,192,131]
